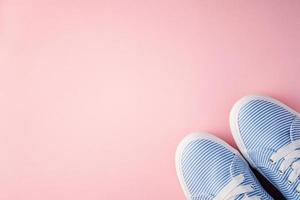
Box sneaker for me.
[230,95,300,199]
[175,132,272,200]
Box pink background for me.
[1,1,300,199]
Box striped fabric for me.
[235,96,300,199]
[176,133,272,200]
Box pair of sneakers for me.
[176,95,300,200]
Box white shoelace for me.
[214,174,261,200]
[270,140,300,192]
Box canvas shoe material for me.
[175,132,273,200]
[230,95,300,199]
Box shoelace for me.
[214,174,261,200]
[270,140,300,192]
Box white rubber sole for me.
[229,95,300,169]
[175,132,247,199]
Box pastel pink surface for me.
[1,1,300,199]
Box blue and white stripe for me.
[232,95,300,200]
[176,133,272,200]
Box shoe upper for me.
[176,133,272,200]
[231,95,300,199]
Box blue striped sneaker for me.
[175,132,272,200]
[230,95,300,199]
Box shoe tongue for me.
[229,155,247,177]
[290,116,300,141]
[229,156,248,200]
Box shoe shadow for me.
[251,167,286,200]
